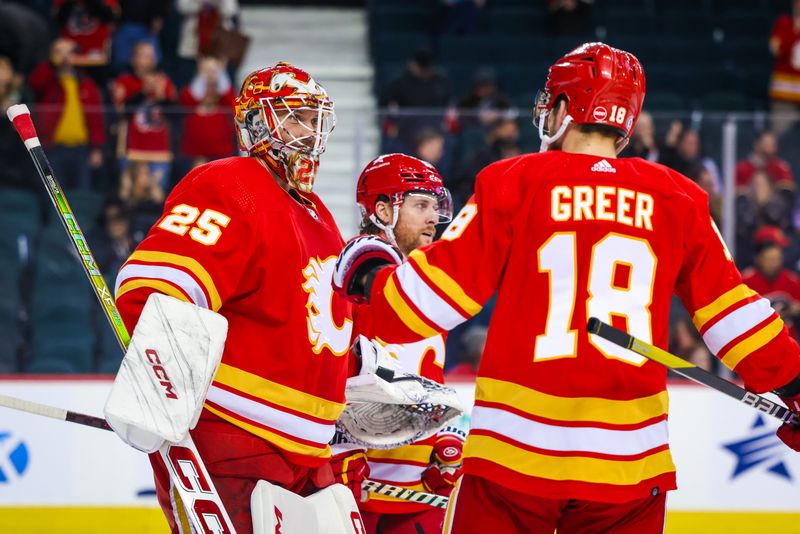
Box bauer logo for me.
[0,431,29,483]
[721,415,792,481]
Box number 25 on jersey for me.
[158,204,231,246]
[536,232,656,366]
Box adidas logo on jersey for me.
[591,159,616,173]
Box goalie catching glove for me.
[333,235,403,303]
[336,336,464,449]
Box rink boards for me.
[1,377,800,533]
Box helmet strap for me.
[368,203,402,254]
[538,113,573,152]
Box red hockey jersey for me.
[115,156,353,467]
[361,152,800,503]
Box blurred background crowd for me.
[0,0,799,384]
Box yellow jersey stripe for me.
[465,434,675,485]
[476,377,668,425]
[721,316,784,371]
[367,444,433,464]
[408,249,481,315]
[693,284,757,331]
[128,250,222,311]
[204,404,329,458]
[384,275,440,338]
[117,279,192,304]
[213,363,344,422]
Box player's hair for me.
[359,194,391,234]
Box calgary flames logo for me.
[302,256,353,356]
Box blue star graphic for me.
[722,414,792,481]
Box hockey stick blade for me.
[586,317,800,425]
[362,480,449,509]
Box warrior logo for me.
[302,256,353,356]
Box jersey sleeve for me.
[115,163,255,333]
[674,180,800,393]
[364,158,520,344]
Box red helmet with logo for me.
[534,42,645,146]
[233,62,335,192]
[357,153,453,234]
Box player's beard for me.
[395,224,436,256]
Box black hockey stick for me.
[586,317,800,425]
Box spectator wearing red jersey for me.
[110,41,177,190]
[742,226,800,340]
[28,38,105,190]
[735,131,794,191]
[769,0,800,136]
[53,0,118,68]
[179,56,236,168]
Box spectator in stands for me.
[742,226,800,340]
[174,0,243,87]
[111,0,168,69]
[669,316,714,372]
[735,131,794,192]
[545,0,593,37]
[179,56,236,168]
[413,128,451,182]
[736,170,794,267]
[110,41,178,191]
[452,117,521,209]
[0,55,36,190]
[28,38,105,190]
[457,67,512,128]
[0,2,50,75]
[769,0,800,137]
[445,325,487,380]
[53,0,118,69]
[381,48,451,148]
[120,161,164,243]
[658,122,704,181]
[620,111,658,162]
[92,198,132,275]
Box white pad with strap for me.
[104,293,228,452]
[251,481,365,534]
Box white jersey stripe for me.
[395,262,465,330]
[368,461,427,484]
[702,297,774,354]
[115,263,210,309]
[206,385,335,446]
[470,405,668,457]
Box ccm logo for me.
[145,349,178,399]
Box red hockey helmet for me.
[357,153,453,232]
[233,62,335,192]
[534,42,646,147]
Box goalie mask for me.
[233,62,335,192]
[356,153,453,246]
[533,42,645,152]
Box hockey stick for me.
[1,392,450,508]
[6,104,237,533]
[362,480,448,509]
[586,317,800,425]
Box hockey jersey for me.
[115,156,353,467]
[360,151,800,503]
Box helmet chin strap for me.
[369,204,402,254]
[538,113,573,152]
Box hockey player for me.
[333,43,800,532]
[332,153,466,533]
[114,62,357,533]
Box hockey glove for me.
[774,376,800,451]
[421,434,464,496]
[333,235,403,304]
[330,450,370,502]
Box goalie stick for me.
[6,104,237,533]
[586,317,800,425]
[0,393,451,507]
